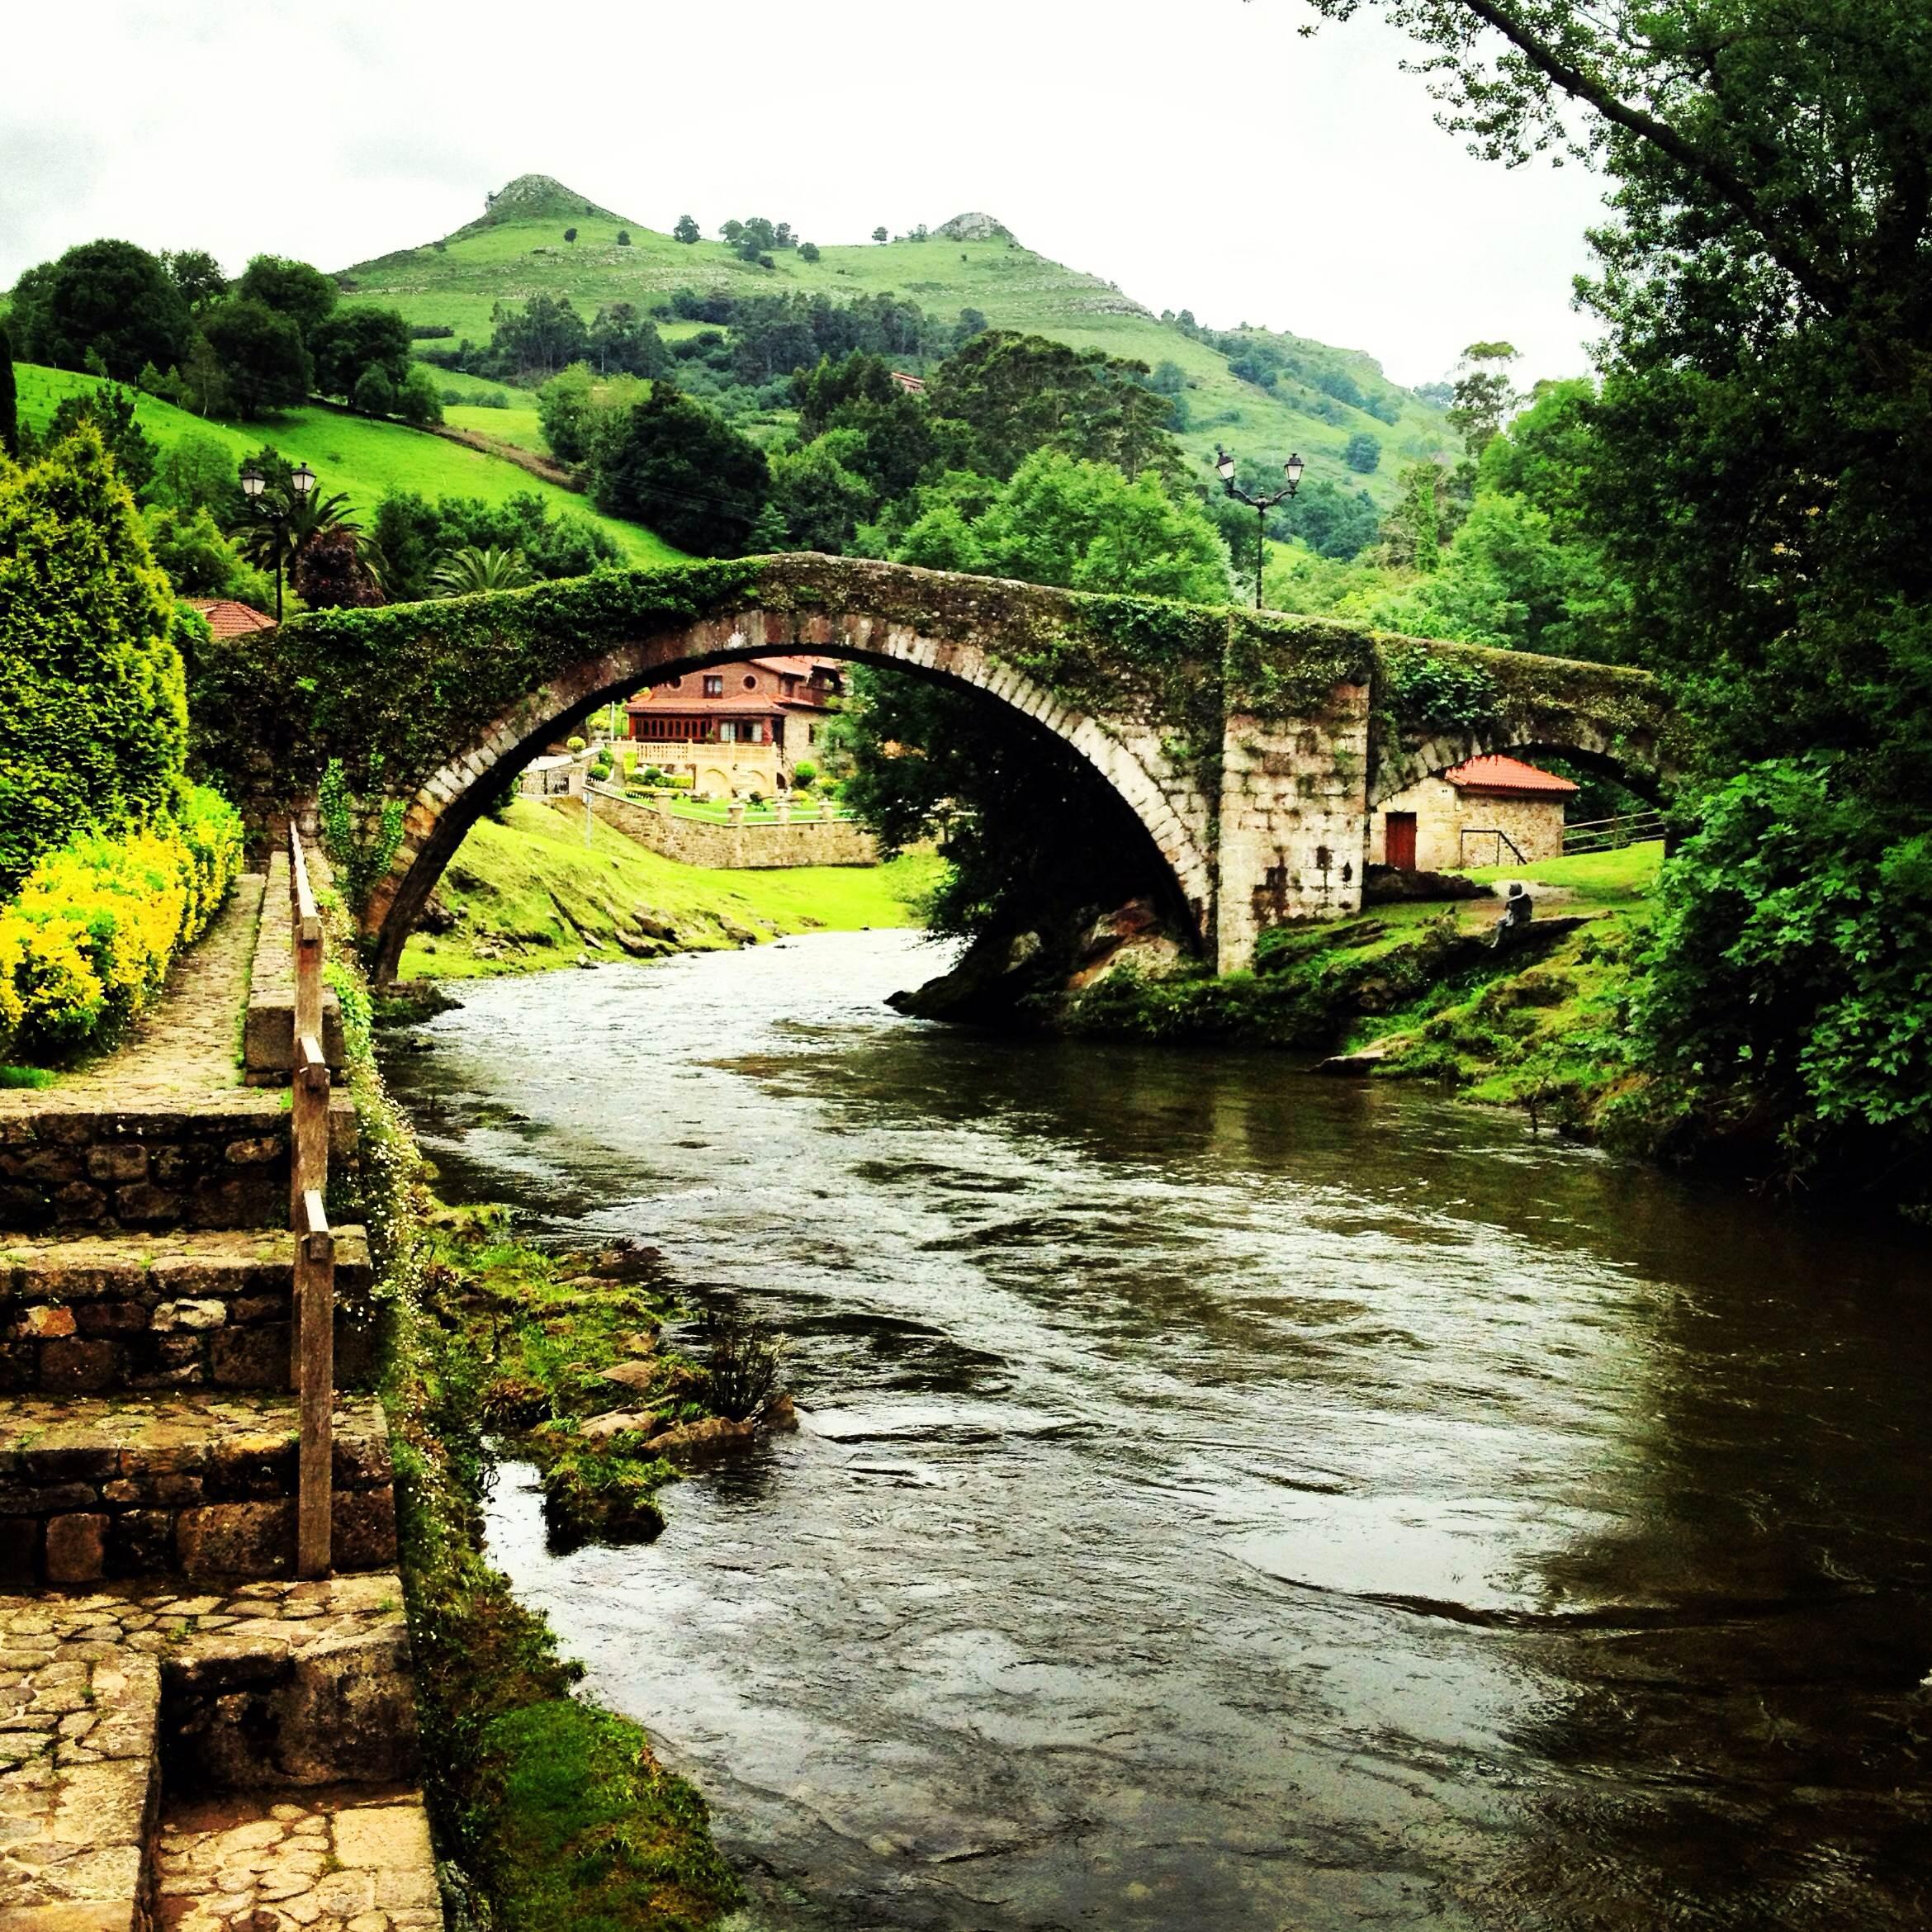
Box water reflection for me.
[383,930,1932,1930]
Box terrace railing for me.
[1562,809,1668,855]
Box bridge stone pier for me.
[253,555,1677,983]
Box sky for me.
[0,0,1612,391]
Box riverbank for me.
[399,797,940,982]
[333,891,751,1928]
[898,844,1664,1144]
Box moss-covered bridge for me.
[232,555,1679,981]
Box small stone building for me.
[1371,754,1579,872]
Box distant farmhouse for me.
[624,656,844,798]
[1371,754,1579,872]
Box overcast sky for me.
[2,0,1611,390]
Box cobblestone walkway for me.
[0,875,264,1116]
[158,1783,441,1931]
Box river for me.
[381,929,1932,1932]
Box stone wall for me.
[583,785,880,869]
[1215,680,1373,973]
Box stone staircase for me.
[0,871,443,1932]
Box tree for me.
[0,325,15,457]
[162,249,228,310]
[310,306,412,400]
[954,307,988,350]
[141,504,275,606]
[563,227,579,244]
[1446,342,1519,460]
[431,545,535,595]
[42,386,157,498]
[234,255,337,343]
[486,295,590,381]
[199,298,311,417]
[617,230,632,247]
[1379,462,1446,571]
[871,226,888,244]
[1343,431,1381,473]
[290,525,381,608]
[395,363,444,427]
[10,239,195,382]
[798,241,821,263]
[769,438,875,553]
[353,367,397,417]
[0,425,185,897]
[150,433,239,518]
[587,303,670,378]
[591,381,769,556]
[673,215,701,244]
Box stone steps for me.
[0,1575,424,1931]
[0,1395,396,1590]
[0,1227,377,1399]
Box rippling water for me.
[382,930,1932,1931]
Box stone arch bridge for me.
[250,555,1680,983]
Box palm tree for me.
[234,485,360,579]
[430,545,536,596]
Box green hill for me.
[7,362,683,566]
[343,173,1454,506]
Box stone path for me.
[0,878,264,1115]
[157,1783,440,1931]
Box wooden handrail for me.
[287,826,334,1579]
[296,1186,335,1579]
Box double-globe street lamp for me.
[239,460,317,623]
[1215,446,1304,611]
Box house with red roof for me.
[186,599,277,640]
[623,656,844,798]
[1371,754,1579,872]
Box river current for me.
[381,929,1932,1932]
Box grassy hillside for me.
[343,175,1454,506]
[400,796,940,980]
[9,362,683,566]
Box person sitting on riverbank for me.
[1492,880,1533,946]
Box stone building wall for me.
[577,788,880,869]
[1372,779,1567,871]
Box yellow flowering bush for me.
[0,785,244,1065]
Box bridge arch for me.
[362,602,1216,983]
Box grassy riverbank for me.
[400,797,940,980]
[1065,844,1664,1139]
[321,883,746,1930]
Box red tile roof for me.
[1442,754,1579,798]
[187,598,277,639]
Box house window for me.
[743,675,758,690]
[670,675,683,688]
[703,675,723,697]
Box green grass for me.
[1466,838,1664,907]
[343,178,1454,508]
[444,401,549,453]
[401,796,939,979]
[11,362,683,566]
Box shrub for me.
[0,424,186,900]
[566,736,585,753]
[0,788,244,1063]
[700,1310,787,1420]
[317,759,407,918]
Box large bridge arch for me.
[361,602,1216,984]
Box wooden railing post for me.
[296,1187,334,1579]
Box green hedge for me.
[0,423,188,898]
[0,785,244,1065]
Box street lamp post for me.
[239,461,317,623]
[1215,446,1304,610]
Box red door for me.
[1385,812,1418,871]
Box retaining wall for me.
[582,787,880,869]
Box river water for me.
[381,930,1932,1932]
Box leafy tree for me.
[141,504,275,606]
[353,366,397,417]
[791,352,946,500]
[0,325,16,457]
[617,230,632,247]
[162,249,228,310]
[486,295,590,380]
[395,363,444,427]
[431,545,535,595]
[150,433,239,518]
[199,298,310,416]
[290,525,381,608]
[798,241,821,263]
[310,306,412,400]
[1343,431,1381,473]
[925,330,1180,482]
[234,255,337,343]
[587,303,670,378]
[0,425,185,897]
[1147,359,1186,396]
[871,226,888,244]
[563,227,579,244]
[590,381,769,556]
[1379,462,1446,571]
[769,438,875,553]
[954,307,987,350]
[10,239,195,382]
[42,386,157,497]
[673,215,700,244]
[1446,342,1519,460]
